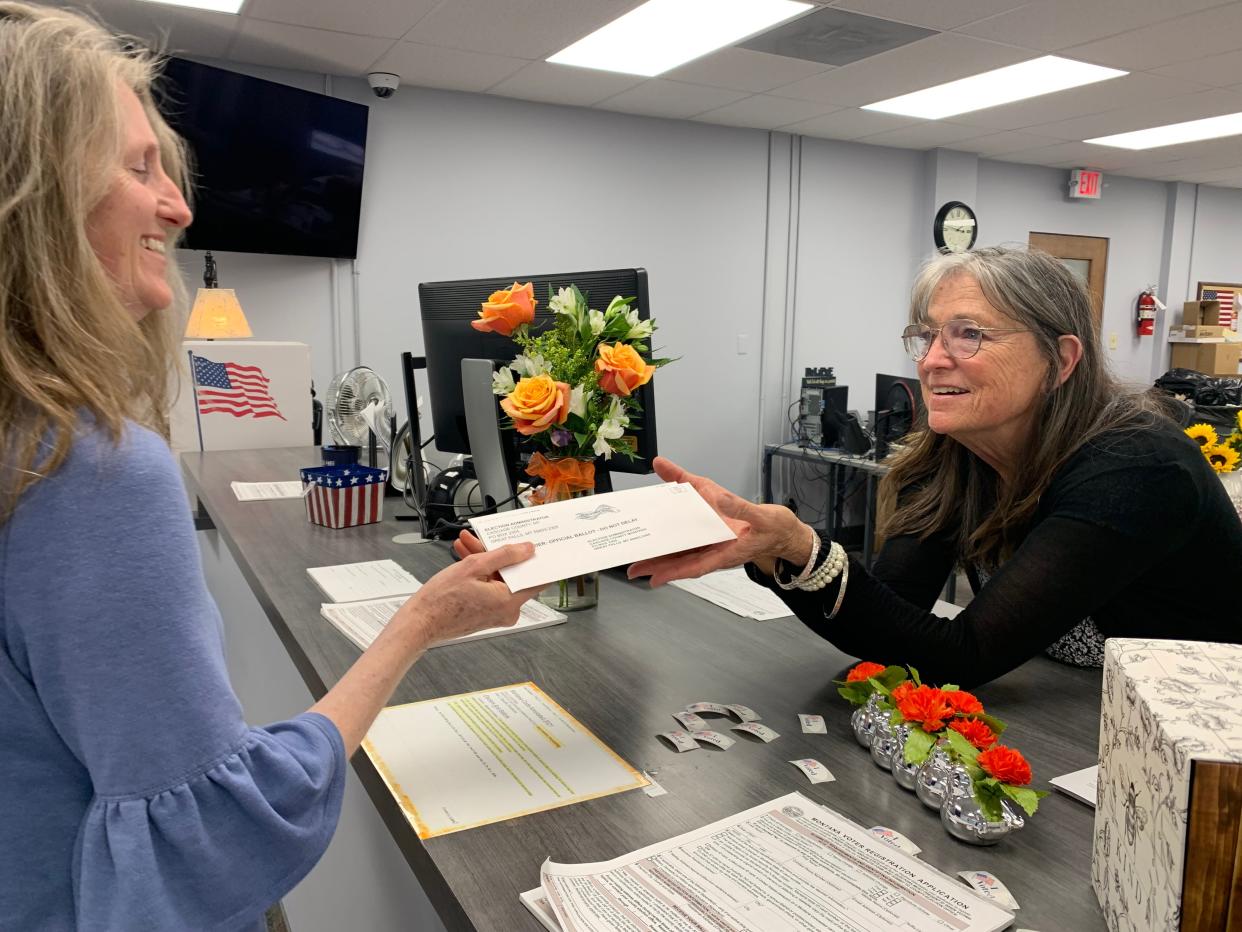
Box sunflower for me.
[1237,409,1242,432]
[1185,423,1218,448]
[1205,444,1240,473]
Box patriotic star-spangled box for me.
[301,464,388,529]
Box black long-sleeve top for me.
[749,421,1242,687]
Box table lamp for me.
[185,251,251,339]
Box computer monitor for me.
[874,373,922,457]
[418,268,657,476]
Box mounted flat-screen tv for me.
[158,57,369,259]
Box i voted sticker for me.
[798,713,827,734]
[959,870,1019,910]
[686,701,730,716]
[732,722,780,742]
[673,710,709,732]
[868,826,921,856]
[788,758,835,783]
[725,703,761,722]
[692,730,736,750]
[658,730,699,753]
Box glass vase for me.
[890,724,923,791]
[940,764,1025,845]
[915,742,955,810]
[532,456,599,613]
[851,693,884,748]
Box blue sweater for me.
[0,422,345,930]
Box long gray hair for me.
[877,246,1171,567]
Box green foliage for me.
[944,728,980,764]
[1000,783,1047,817]
[903,728,937,765]
[834,665,907,705]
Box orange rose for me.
[890,681,916,704]
[846,661,887,683]
[977,745,1033,785]
[472,281,536,336]
[895,684,953,733]
[595,343,655,397]
[944,690,984,716]
[949,717,997,750]
[500,374,570,436]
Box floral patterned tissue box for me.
[1093,638,1242,932]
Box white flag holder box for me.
[170,341,312,453]
[300,464,388,529]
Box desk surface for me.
[183,446,1107,932]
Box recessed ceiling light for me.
[862,56,1127,120]
[135,0,246,13]
[1086,112,1242,149]
[547,0,812,77]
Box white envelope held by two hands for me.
[467,482,737,592]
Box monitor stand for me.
[461,358,519,514]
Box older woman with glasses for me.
[627,246,1242,685]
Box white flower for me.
[491,366,515,396]
[569,384,587,418]
[511,353,548,377]
[607,395,628,423]
[548,287,576,317]
[623,308,654,340]
[593,416,625,459]
[588,309,606,337]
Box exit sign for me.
[1069,168,1102,199]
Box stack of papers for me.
[669,567,793,621]
[231,480,304,501]
[1050,765,1098,807]
[308,558,566,650]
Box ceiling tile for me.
[953,130,1069,156]
[404,0,621,59]
[230,18,393,76]
[663,48,832,93]
[854,120,989,149]
[369,41,529,93]
[767,32,1032,106]
[1066,4,1242,70]
[1153,49,1242,87]
[989,140,1159,170]
[828,0,1028,31]
[782,106,914,139]
[957,0,1225,52]
[945,72,1209,133]
[1027,87,1242,140]
[245,0,438,39]
[59,0,240,59]
[692,94,838,130]
[739,7,935,66]
[1174,166,1242,184]
[488,61,643,107]
[597,81,751,120]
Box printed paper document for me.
[231,480,304,501]
[529,792,1012,932]
[306,558,422,603]
[320,595,565,651]
[363,682,648,839]
[669,567,793,620]
[1050,765,1097,808]
[468,483,735,591]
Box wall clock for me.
[933,201,977,253]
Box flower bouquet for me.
[1185,417,1241,473]
[471,281,671,609]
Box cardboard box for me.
[1182,325,1230,339]
[1183,300,1223,327]
[1170,342,1242,375]
[1093,639,1242,932]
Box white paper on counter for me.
[231,480,304,501]
[306,558,421,603]
[320,595,565,651]
[1050,765,1098,808]
[670,566,793,620]
[536,791,1012,932]
[468,482,735,592]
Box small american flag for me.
[300,464,387,528]
[1202,289,1236,328]
[192,354,286,420]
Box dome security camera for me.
[367,72,399,99]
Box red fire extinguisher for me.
[1136,289,1157,336]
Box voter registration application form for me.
[363,683,648,839]
[530,792,1013,932]
[467,482,736,591]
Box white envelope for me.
[468,482,736,591]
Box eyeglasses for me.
[901,319,1033,362]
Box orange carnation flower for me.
[846,661,887,683]
[595,343,655,397]
[472,281,536,336]
[890,681,916,704]
[977,745,1033,786]
[949,717,997,750]
[895,684,953,733]
[944,689,984,716]
[500,374,571,436]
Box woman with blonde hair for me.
[626,246,1242,684]
[0,4,537,928]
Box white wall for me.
[1188,185,1242,295]
[976,159,1171,387]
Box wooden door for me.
[1029,232,1108,330]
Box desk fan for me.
[325,366,394,468]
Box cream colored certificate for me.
[362,682,648,839]
[468,482,735,591]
